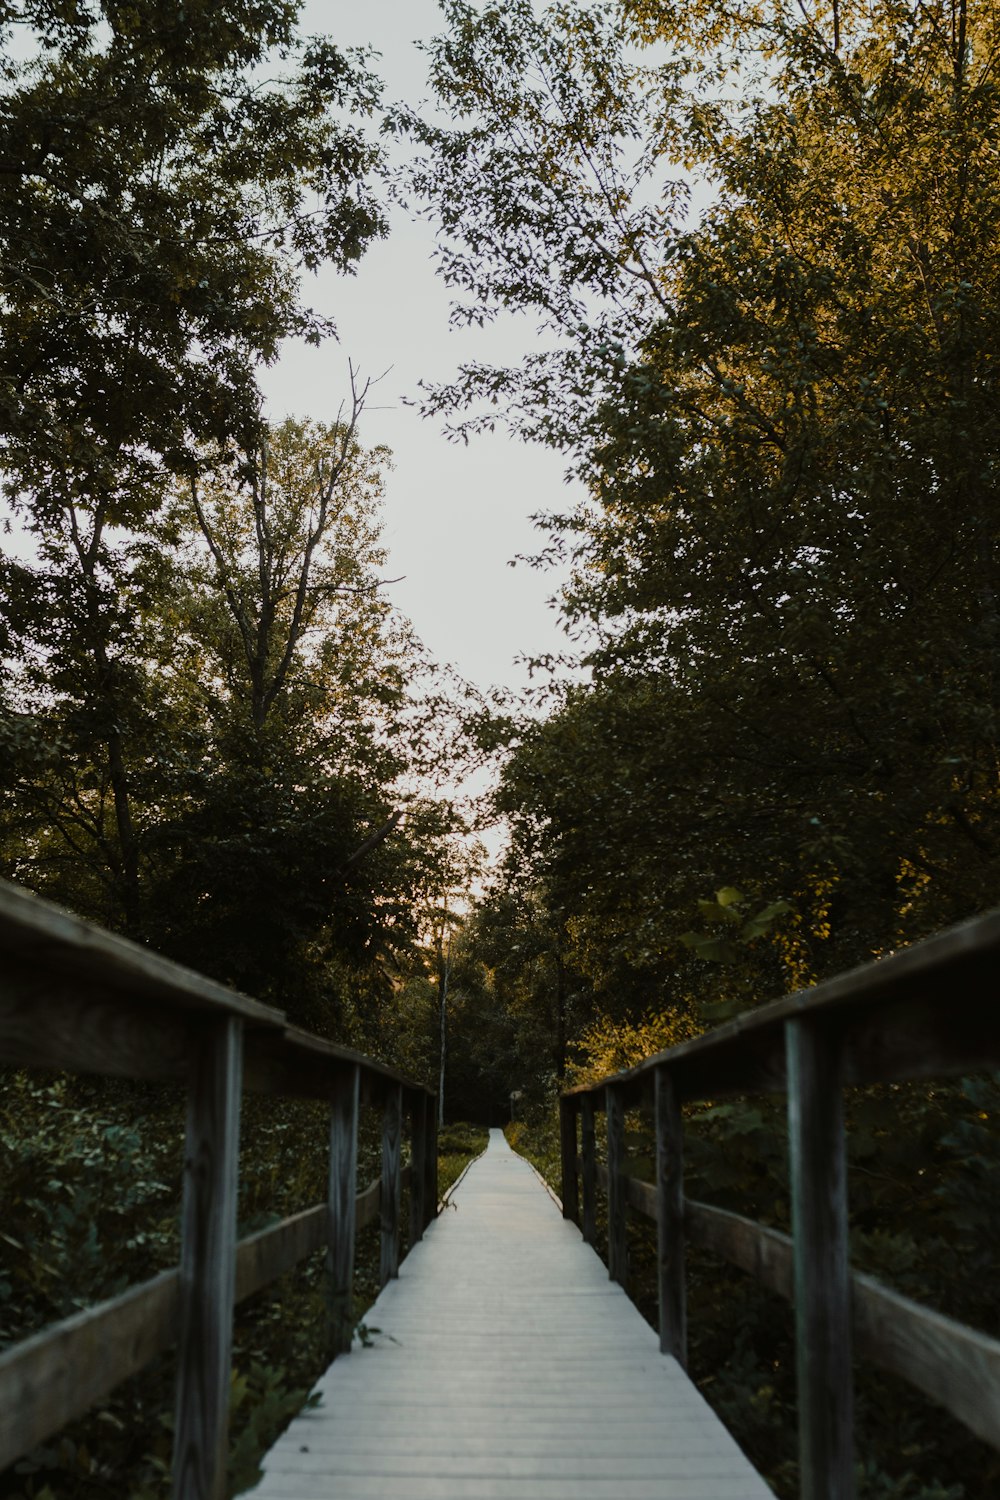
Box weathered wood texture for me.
[605,1085,627,1291]
[580,1093,597,1246]
[592,1158,655,1219]
[655,1066,686,1365]
[0,1162,413,1475]
[10,1153,998,1485]
[559,1095,579,1224]
[281,1026,419,1098]
[236,1164,411,1305]
[250,1132,774,1500]
[328,1065,360,1355]
[236,1206,325,1304]
[0,972,197,1082]
[787,1018,854,1500]
[0,879,282,1022]
[686,1199,1000,1453]
[0,878,426,1101]
[851,1265,1000,1451]
[565,906,1000,1107]
[586,1162,1000,1457]
[237,1027,421,1105]
[0,876,435,1491]
[0,1270,179,1475]
[172,1018,243,1500]
[685,1200,794,1301]
[562,901,1000,1492]
[380,1084,402,1286]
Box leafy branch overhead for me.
[414,0,1000,1016]
[0,2,387,493]
[679,889,794,967]
[0,5,473,1033]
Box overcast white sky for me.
[257,0,580,697]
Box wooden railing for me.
[0,879,437,1500]
[559,908,1000,1500]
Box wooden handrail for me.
[563,906,1000,1105]
[560,904,1000,1500]
[0,878,437,1500]
[583,1158,1000,1452]
[0,1163,414,1476]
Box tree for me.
[409,0,1000,1012]
[0,0,386,931]
[406,20,1000,1496]
[393,0,667,450]
[1,415,464,1034]
[1,1,384,484]
[151,416,463,1025]
[465,883,577,1087]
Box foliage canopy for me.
[405,0,1000,1016]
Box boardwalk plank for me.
[247,1130,773,1500]
[252,1480,768,1499]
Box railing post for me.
[655,1065,686,1364]
[172,1016,243,1500]
[559,1094,579,1223]
[409,1091,427,1245]
[606,1083,627,1290]
[580,1092,597,1246]
[425,1098,438,1225]
[787,1017,854,1500]
[380,1082,402,1286]
[327,1062,360,1356]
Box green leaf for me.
[680,933,737,963]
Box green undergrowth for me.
[437,1120,489,1197]
[0,1070,486,1500]
[506,1085,1000,1500]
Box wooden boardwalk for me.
[248,1130,773,1500]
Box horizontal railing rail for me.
[559,906,1000,1500]
[0,879,437,1500]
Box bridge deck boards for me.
[247,1130,773,1499]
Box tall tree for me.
[2,413,463,1032]
[0,0,386,931]
[1,0,384,483]
[145,416,450,1023]
[410,0,1000,1003]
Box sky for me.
[257,0,582,698]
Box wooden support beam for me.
[380,1083,402,1286]
[171,1018,243,1500]
[327,1064,360,1356]
[559,1095,579,1223]
[655,1066,686,1364]
[606,1084,627,1291]
[580,1093,597,1246]
[0,970,195,1082]
[0,879,283,1025]
[787,1017,854,1500]
[0,1269,179,1474]
[410,1093,428,1246]
[685,1199,794,1300]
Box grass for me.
[437,1120,490,1198]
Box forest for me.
[1,0,999,1497]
